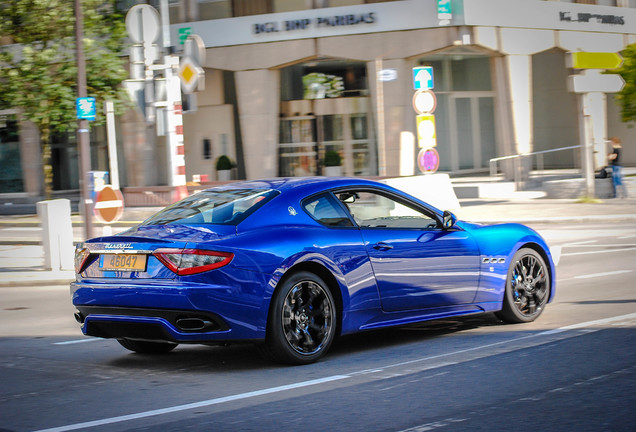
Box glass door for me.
[449,95,496,172]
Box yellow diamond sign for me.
[178,57,204,94]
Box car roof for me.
[206,177,383,196]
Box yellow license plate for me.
[99,254,147,272]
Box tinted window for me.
[141,189,278,226]
[303,194,353,227]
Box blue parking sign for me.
[413,67,434,90]
[76,97,97,121]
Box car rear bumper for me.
[70,278,270,342]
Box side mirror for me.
[442,210,457,230]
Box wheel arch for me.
[515,241,556,303]
[270,261,345,337]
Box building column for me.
[235,69,280,179]
[506,55,533,156]
[367,59,410,177]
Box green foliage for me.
[0,0,129,128]
[216,155,233,171]
[0,0,130,196]
[323,150,342,167]
[615,43,636,123]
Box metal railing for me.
[489,145,582,187]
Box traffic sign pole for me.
[74,0,94,240]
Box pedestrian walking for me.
[608,137,627,198]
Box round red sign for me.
[417,148,440,174]
[95,185,124,223]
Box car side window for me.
[336,190,438,229]
[303,194,354,227]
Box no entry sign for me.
[94,185,124,223]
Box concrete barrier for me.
[36,199,74,271]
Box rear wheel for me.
[264,271,336,365]
[498,248,550,323]
[117,338,178,354]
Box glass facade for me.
[279,59,375,177]
[418,52,496,172]
[0,114,24,193]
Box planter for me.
[217,170,231,181]
[324,166,342,177]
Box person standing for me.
[608,137,627,198]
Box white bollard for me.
[36,199,75,272]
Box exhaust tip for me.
[74,311,85,324]
[176,318,214,332]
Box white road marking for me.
[574,270,633,280]
[33,375,350,432]
[34,312,636,432]
[53,338,100,346]
[561,247,636,257]
[563,240,598,246]
[564,243,636,248]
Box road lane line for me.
[561,247,636,257]
[53,339,101,346]
[33,312,636,432]
[33,375,351,432]
[574,270,633,280]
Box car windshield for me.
[140,188,278,226]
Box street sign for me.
[418,147,440,174]
[125,4,160,44]
[413,67,434,90]
[94,185,124,223]
[76,97,96,121]
[413,90,437,114]
[416,114,437,148]
[437,0,452,20]
[568,52,623,70]
[568,69,625,94]
[178,58,204,94]
[378,69,398,82]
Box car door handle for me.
[373,242,393,251]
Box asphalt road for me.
[1,222,635,432]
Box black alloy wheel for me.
[497,248,550,323]
[264,271,336,365]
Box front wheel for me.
[497,248,550,323]
[117,338,178,354]
[264,271,337,365]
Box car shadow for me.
[329,313,503,358]
[105,313,504,372]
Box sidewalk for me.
[1,197,635,287]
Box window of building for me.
[0,114,24,193]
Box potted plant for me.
[323,150,342,176]
[216,155,233,181]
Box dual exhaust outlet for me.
[73,311,216,332]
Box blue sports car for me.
[71,177,555,364]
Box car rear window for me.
[140,189,279,226]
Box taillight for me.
[74,247,91,274]
[153,249,234,275]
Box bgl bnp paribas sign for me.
[254,12,376,34]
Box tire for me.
[497,248,550,323]
[264,271,337,365]
[117,338,178,354]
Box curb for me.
[0,272,75,287]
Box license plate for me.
[99,254,147,272]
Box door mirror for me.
[442,210,457,230]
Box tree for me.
[0,0,130,198]
[615,43,636,124]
